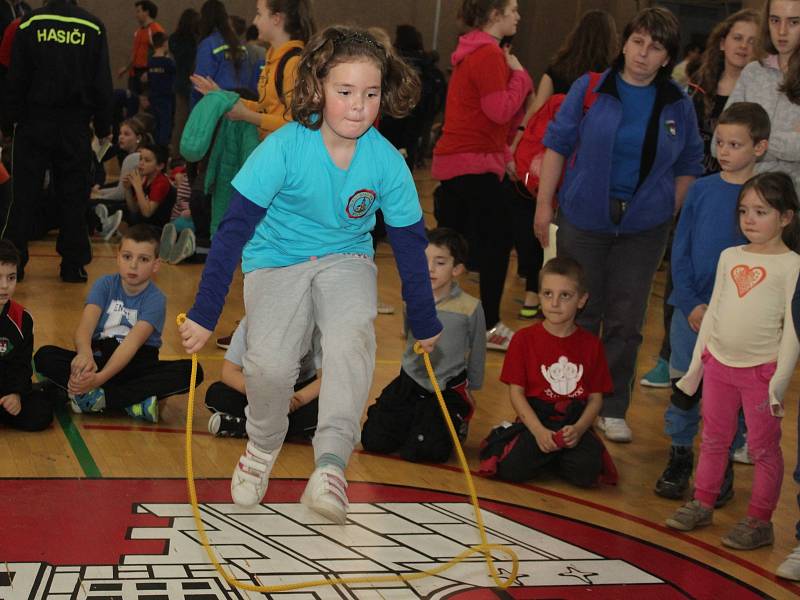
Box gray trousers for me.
[242,254,377,462]
[557,217,671,418]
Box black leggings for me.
[435,174,514,329]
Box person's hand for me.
[505,161,518,181]
[117,66,128,79]
[121,173,132,189]
[417,330,443,354]
[533,426,558,453]
[179,317,213,354]
[0,393,21,416]
[68,371,100,396]
[129,170,143,191]
[688,304,708,333]
[70,352,97,379]
[533,202,554,247]
[226,100,251,122]
[560,424,584,448]
[190,74,221,96]
[505,51,523,71]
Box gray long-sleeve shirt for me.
[724,57,800,195]
[401,282,486,392]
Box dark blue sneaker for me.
[125,396,159,423]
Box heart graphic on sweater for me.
[730,264,766,297]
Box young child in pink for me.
[666,172,800,550]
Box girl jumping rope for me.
[179,26,442,524]
[666,171,800,550]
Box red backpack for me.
[514,71,603,194]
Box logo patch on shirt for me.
[665,119,677,137]
[541,356,584,398]
[0,337,12,356]
[731,264,766,297]
[346,189,376,219]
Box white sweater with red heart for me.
[678,245,800,417]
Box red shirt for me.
[501,322,612,403]
[144,172,171,204]
[131,22,164,70]
[0,19,20,68]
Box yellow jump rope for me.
[178,314,519,593]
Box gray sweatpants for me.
[242,254,377,463]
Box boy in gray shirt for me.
[361,228,485,462]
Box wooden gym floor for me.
[1,169,799,599]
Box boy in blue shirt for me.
[361,228,485,462]
[34,225,201,423]
[655,102,769,502]
[146,32,176,146]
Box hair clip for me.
[333,30,383,51]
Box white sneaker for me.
[169,228,196,264]
[94,203,108,223]
[159,223,177,260]
[777,544,800,580]
[377,301,395,315]
[486,322,514,351]
[301,465,349,524]
[732,442,754,465]
[230,441,279,508]
[99,210,123,241]
[597,417,632,443]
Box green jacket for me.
[180,90,260,235]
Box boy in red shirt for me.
[480,256,616,487]
[123,143,175,229]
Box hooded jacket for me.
[180,90,260,235]
[241,39,304,138]
[191,30,258,107]
[5,0,112,135]
[544,69,704,235]
[432,30,531,181]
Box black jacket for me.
[0,299,33,397]
[5,0,112,135]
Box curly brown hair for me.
[692,9,760,118]
[291,26,421,130]
[761,0,800,104]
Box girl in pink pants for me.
[665,172,800,550]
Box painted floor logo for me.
[0,479,764,599]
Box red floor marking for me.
[0,478,771,599]
[82,423,212,435]
[350,448,800,594]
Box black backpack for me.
[415,60,447,121]
[275,46,303,106]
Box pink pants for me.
[694,352,783,522]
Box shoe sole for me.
[639,379,672,388]
[654,482,688,500]
[721,534,773,550]
[665,516,711,531]
[300,490,347,524]
[776,564,800,581]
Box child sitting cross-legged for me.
[206,316,320,439]
[361,227,485,462]
[123,142,176,230]
[480,256,617,487]
[34,225,202,423]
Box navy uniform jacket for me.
[5,0,112,135]
[0,299,33,397]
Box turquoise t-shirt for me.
[610,73,657,200]
[231,122,423,271]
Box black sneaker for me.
[208,412,247,437]
[655,445,693,500]
[60,265,88,283]
[714,460,735,508]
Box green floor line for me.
[56,408,102,478]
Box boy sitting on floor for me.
[361,227,485,462]
[0,241,53,431]
[206,316,320,439]
[34,225,202,423]
[480,256,617,487]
